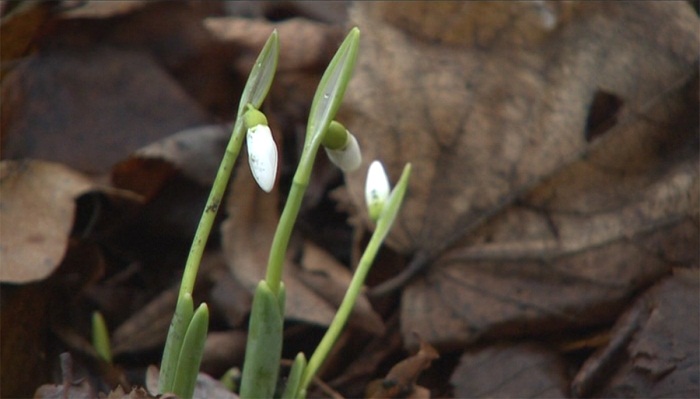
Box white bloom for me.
[365,160,391,222]
[246,124,278,192]
[324,131,361,172]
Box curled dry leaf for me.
[0,160,94,283]
[111,125,230,199]
[221,154,384,334]
[344,1,699,348]
[366,337,439,399]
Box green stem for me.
[299,222,386,392]
[264,177,307,295]
[178,120,245,298]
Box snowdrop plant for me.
[158,30,280,399]
[158,27,411,399]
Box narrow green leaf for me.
[281,352,307,399]
[375,163,412,242]
[306,27,360,149]
[240,281,285,399]
[237,30,280,117]
[91,311,112,363]
[159,293,194,393]
[172,303,210,399]
[292,27,360,188]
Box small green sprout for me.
[91,311,112,364]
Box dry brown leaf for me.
[366,337,439,399]
[1,45,210,174]
[111,125,230,200]
[221,154,384,333]
[0,160,94,283]
[576,268,700,398]
[205,16,344,73]
[343,1,699,348]
[0,1,52,79]
[111,286,177,356]
[450,343,569,398]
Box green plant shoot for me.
[158,30,279,398]
[238,27,360,399]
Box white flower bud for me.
[365,160,391,222]
[246,124,278,192]
[324,132,362,172]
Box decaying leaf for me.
[110,286,178,356]
[366,337,439,399]
[204,16,344,73]
[112,125,230,200]
[574,268,700,398]
[0,160,94,283]
[0,1,52,79]
[450,343,569,398]
[1,45,210,174]
[221,154,384,334]
[343,1,699,348]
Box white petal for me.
[365,160,390,221]
[324,132,361,172]
[246,125,278,192]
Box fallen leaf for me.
[205,16,344,74]
[366,337,439,398]
[200,330,247,378]
[33,353,97,399]
[343,1,699,348]
[450,343,569,398]
[0,160,94,283]
[110,286,177,356]
[0,1,52,79]
[112,125,230,200]
[1,45,210,174]
[579,268,699,398]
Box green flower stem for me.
[178,119,246,298]
[264,27,360,296]
[264,179,306,296]
[159,30,279,396]
[299,163,412,395]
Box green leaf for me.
[293,27,360,185]
[237,30,280,117]
[281,352,307,399]
[91,311,112,363]
[375,163,412,242]
[159,293,194,394]
[240,281,285,399]
[172,303,210,399]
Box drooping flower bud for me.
[323,121,362,172]
[365,160,391,222]
[244,107,277,193]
